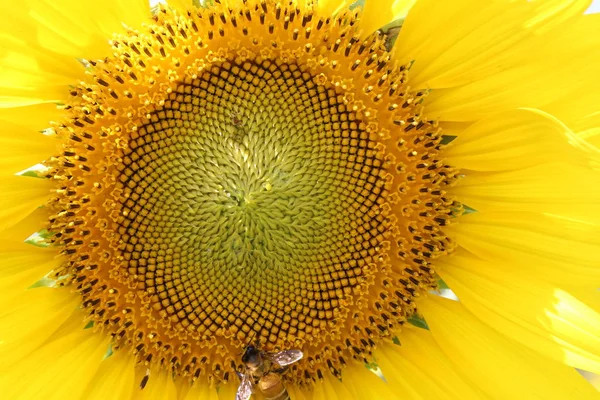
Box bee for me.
[235,343,303,400]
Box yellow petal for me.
[0,120,57,173]
[3,0,150,59]
[0,175,53,232]
[313,372,357,400]
[167,0,196,12]
[443,108,593,171]
[86,350,136,400]
[377,329,485,399]
[419,295,600,399]
[359,0,416,37]
[317,0,349,16]
[132,367,178,400]
[217,381,239,400]
[0,240,56,280]
[0,0,151,106]
[0,241,57,302]
[541,80,600,132]
[342,362,397,399]
[438,251,600,374]
[423,12,600,121]
[0,103,62,131]
[396,0,592,89]
[287,383,312,400]
[0,287,79,369]
[0,206,49,243]
[0,47,80,106]
[183,379,219,400]
[445,211,600,286]
[451,163,600,215]
[0,322,110,399]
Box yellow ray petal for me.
[86,350,136,400]
[0,103,62,131]
[443,108,593,172]
[313,372,357,400]
[167,0,196,12]
[0,241,57,302]
[359,0,416,37]
[286,384,311,400]
[317,0,349,16]
[541,80,600,132]
[437,251,600,374]
[0,120,57,173]
[217,381,238,400]
[419,295,600,400]
[0,0,151,106]
[395,0,591,89]
[423,12,600,121]
[0,240,56,280]
[2,0,150,59]
[182,380,219,400]
[0,206,49,243]
[342,362,397,399]
[0,322,110,399]
[377,329,486,399]
[445,212,600,286]
[451,163,600,215]
[0,287,79,369]
[132,367,178,400]
[0,175,54,232]
[0,47,80,106]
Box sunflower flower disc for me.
[46,1,456,386]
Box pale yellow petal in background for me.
[0,0,151,106]
[2,0,150,59]
[395,0,591,89]
[437,251,600,374]
[377,329,485,399]
[443,108,594,171]
[0,287,79,369]
[420,295,600,399]
[0,175,53,232]
[541,81,600,132]
[317,0,349,16]
[423,12,600,121]
[167,0,195,12]
[445,212,600,286]
[452,163,600,215]
[0,206,49,243]
[342,362,398,399]
[0,241,56,300]
[0,324,109,399]
[0,103,62,130]
[359,0,416,37]
[0,120,57,173]
[312,372,356,400]
[183,380,219,400]
[216,382,239,400]
[0,47,81,106]
[132,367,178,400]
[86,350,136,400]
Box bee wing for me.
[270,349,303,366]
[236,374,253,400]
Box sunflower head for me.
[40,0,458,386]
[3,0,600,398]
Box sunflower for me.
[2,0,600,398]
